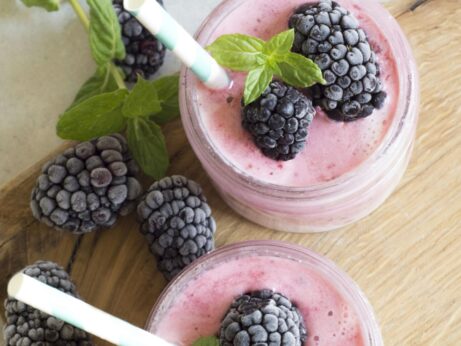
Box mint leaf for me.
[192,336,219,346]
[207,34,266,71]
[266,58,282,76]
[277,53,325,88]
[150,75,180,124]
[57,90,128,140]
[122,77,162,118]
[87,0,125,66]
[127,118,169,179]
[72,66,119,107]
[21,0,59,11]
[244,65,273,105]
[264,29,295,57]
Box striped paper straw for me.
[124,0,231,90]
[8,273,175,346]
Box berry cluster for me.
[137,176,216,280]
[289,0,386,121]
[242,81,316,161]
[4,261,93,346]
[113,0,166,82]
[30,135,142,234]
[220,290,307,346]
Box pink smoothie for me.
[195,0,399,187]
[151,255,365,346]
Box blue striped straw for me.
[124,0,232,90]
[8,273,175,346]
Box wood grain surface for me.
[1,0,460,345]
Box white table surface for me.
[0,0,221,187]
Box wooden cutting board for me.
[1,0,460,345]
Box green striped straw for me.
[124,0,232,90]
[8,273,175,346]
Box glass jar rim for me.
[180,0,419,197]
[146,240,383,346]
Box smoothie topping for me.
[137,176,216,280]
[289,0,387,121]
[207,29,323,161]
[242,81,316,161]
[207,29,324,106]
[4,261,93,345]
[219,290,307,346]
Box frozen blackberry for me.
[220,290,307,346]
[289,0,387,121]
[113,0,166,82]
[3,261,93,346]
[137,175,216,280]
[242,81,316,161]
[30,135,143,234]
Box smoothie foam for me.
[151,255,365,346]
[195,0,399,187]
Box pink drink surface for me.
[195,0,399,187]
[152,255,365,346]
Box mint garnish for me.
[207,34,266,71]
[87,0,126,66]
[20,0,181,180]
[57,75,179,179]
[21,0,60,12]
[57,89,128,140]
[278,54,325,88]
[263,29,294,56]
[207,29,325,105]
[122,78,162,118]
[244,66,273,107]
[72,66,120,106]
[127,117,169,180]
[192,336,220,346]
[150,75,181,124]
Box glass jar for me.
[179,0,419,232]
[146,240,383,346]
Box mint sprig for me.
[21,0,60,11]
[150,75,181,124]
[57,89,128,140]
[207,34,266,71]
[122,78,162,118]
[72,66,120,106]
[21,0,181,180]
[245,66,273,106]
[207,29,325,105]
[57,75,180,179]
[192,336,220,346]
[127,118,169,179]
[87,0,126,66]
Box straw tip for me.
[123,0,145,12]
[8,272,25,298]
